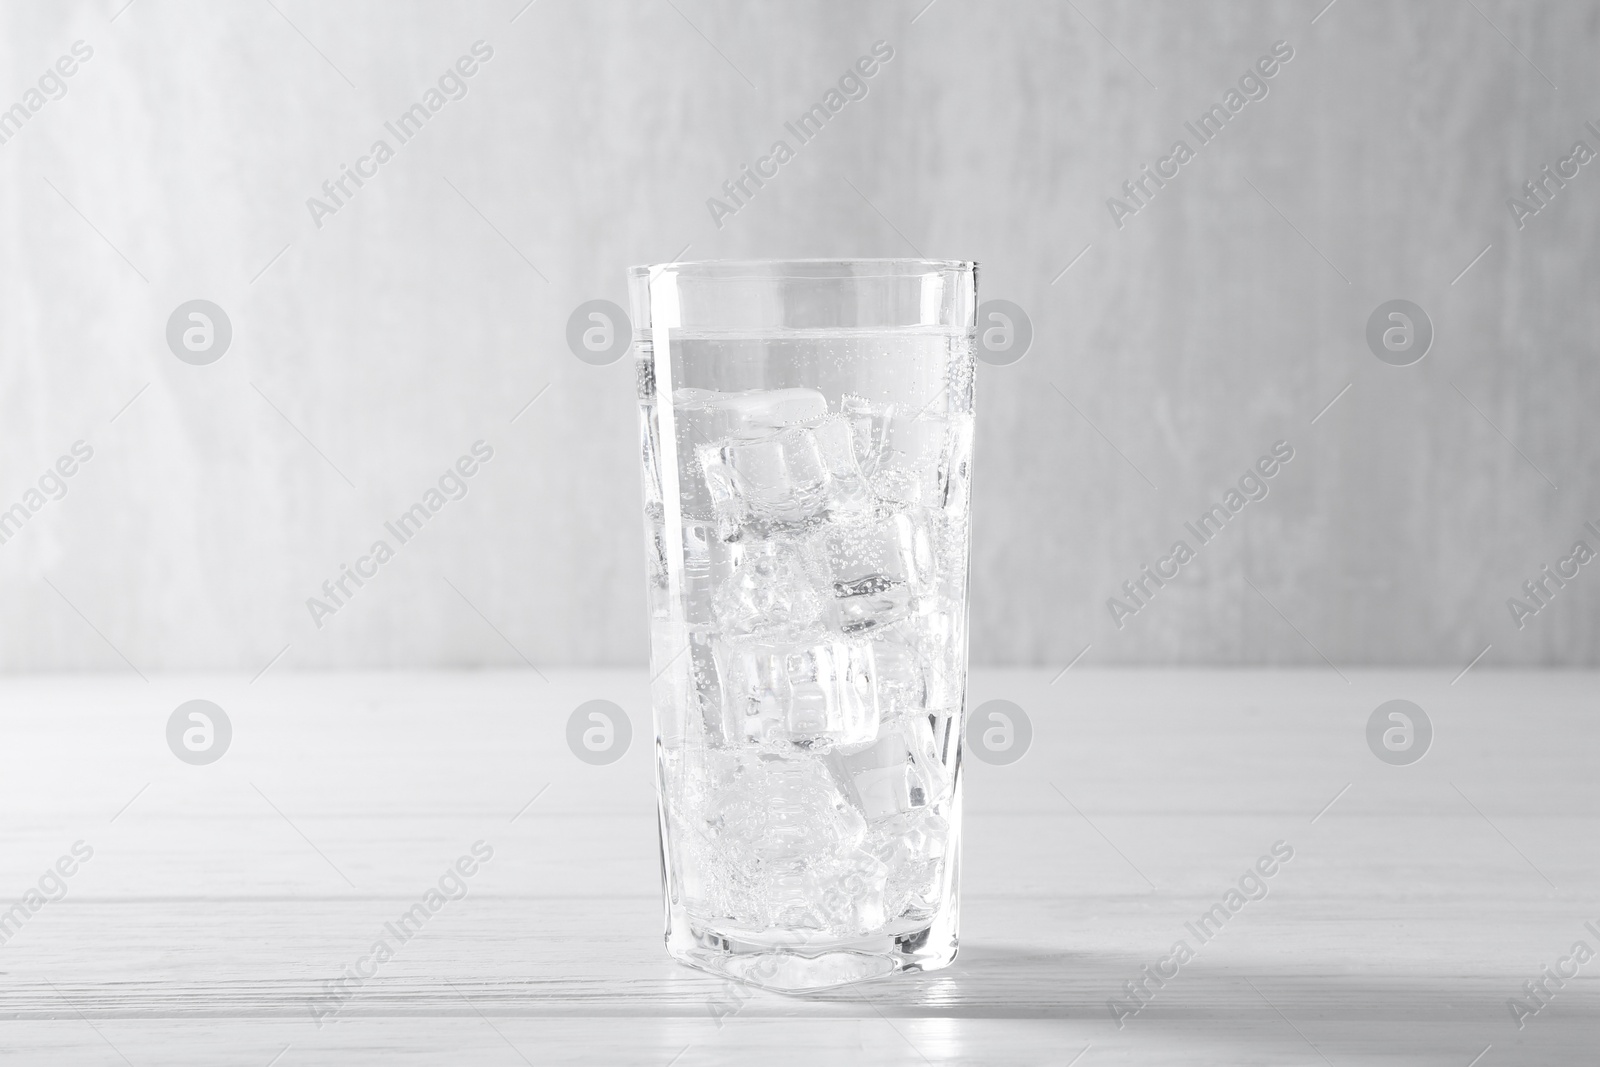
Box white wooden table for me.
[0,669,1594,1065]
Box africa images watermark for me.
[1106,40,1295,230]
[1108,840,1296,1028]
[0,440,95,548]
[305,440,495,629]
[705,40,895,230]
[1107,441,1295,629]
[0,40,94,149]
[1506,916,1600,1031]
[704,951,787,1026]
[0,841,95,948]
[307,840,494,1026]
[1506,118,1600,231]
[305,40,495,229]
[1505,518,1600,630]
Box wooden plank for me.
[0,669,1595,1064]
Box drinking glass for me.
[629,259,977,991]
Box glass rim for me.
[627,257,976,279]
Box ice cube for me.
[713,539,826,641]
[869,415,954,508]
[867,809,950,922]
[902,711,952,801]
[868,632,929,717]
[671,388,829,521]
[698,752,865,869]
[822,511,935,633]
[811,416,877,521]
[715,637,880,748]
[676,387,829,440]
[840,394,896,475]
[699,416,874,537]
[715,388,830,436]
[825,715,948,821]
[701,426,828,531]
[683,520,753,627]
[805,848,888,934]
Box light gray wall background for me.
[1,0,1596,674]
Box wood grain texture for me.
[1,2,1597,672]
[0,668,1595,1064]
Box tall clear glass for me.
[629,259,977,992]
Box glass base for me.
[665,905,958,993]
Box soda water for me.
[638,327,974,956]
